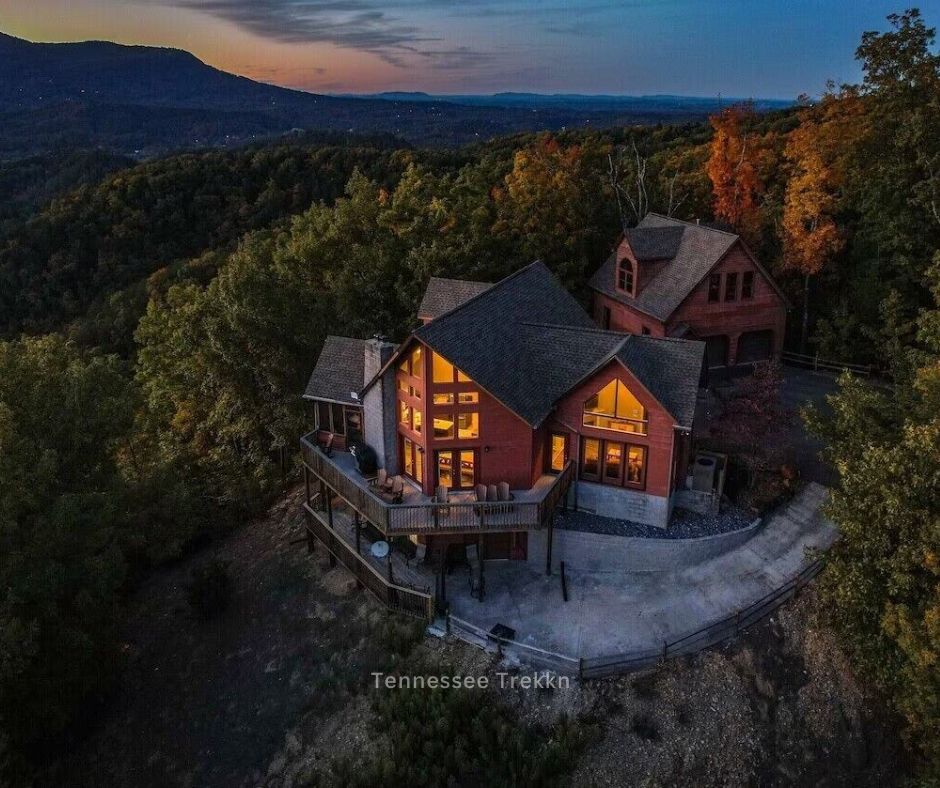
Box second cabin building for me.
[588,214,788,371]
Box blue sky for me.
[5,0,937,96]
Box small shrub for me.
[631,713,660,741]
[631,671,660,700]
[186,559,233,619]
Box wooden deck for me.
[300,433,574,537]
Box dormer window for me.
[616,258,635,295]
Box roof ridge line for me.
[420,260,545,325]
[519,321,628,336]
[427,275,493,286]
[646,212,740,238]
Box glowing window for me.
[433,414,455,439]
[457,412,479,439]
[583,380,647,435]
[432,352,454,383]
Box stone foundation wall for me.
[574,482,671,528]
[527,517,762,574]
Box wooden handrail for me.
[304,501,434,620]
[301,431,575,537]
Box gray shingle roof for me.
[303,336,366,405]
[515,325,703,428]
[414,262,596,425]
[624,225,685,261]
[410,262,704,428]
[615,334,704,428]
[417,277,493,321]
[589,214,739,322]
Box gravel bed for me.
[555,503,755,540]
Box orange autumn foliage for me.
[706,105,764,244]
[781,93,867,277]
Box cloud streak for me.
[174,0,494,68]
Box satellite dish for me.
[371,541,390,559]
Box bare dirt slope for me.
[46,486,902,787]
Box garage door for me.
[704,335,729,368]
[737,330,774,364]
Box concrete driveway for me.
[448,483,837,659]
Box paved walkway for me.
[448,483,837,659]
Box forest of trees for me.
[0,8,938,782]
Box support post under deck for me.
[545,518,553,576]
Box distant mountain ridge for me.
[0,32,791,158]
[359,91,793,112]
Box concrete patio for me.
[447,482,836,658]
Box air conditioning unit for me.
[691,450,726,493]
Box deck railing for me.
[301,433,575,537]
[304,501,435,620]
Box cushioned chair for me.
[389,476,404,504]
[497,481,515,513]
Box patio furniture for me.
[434,484,451,516]
[319,432,335,458]
[496,481,515,513]
[388,476,404,504]
[474,484,487,517]
[487,484,498,502]
[372,468,388,489]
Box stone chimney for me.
[362,335,399,474]
[363,334,395,386]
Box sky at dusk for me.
[2,0,937,97]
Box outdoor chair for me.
[496,481,515,514]
[474,484,487,517]
[372,468,388,489]
[388,475,404,504]
[434,484,451,516]
[319,432,334,458]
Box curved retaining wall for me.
[526,517,763,574]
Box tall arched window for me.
[617,258,634,294]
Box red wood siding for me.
[667,242,787,364]
[396,338,537,495]
[592,293,666,337]
[547,359,677,498]
[592,239,786,364]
